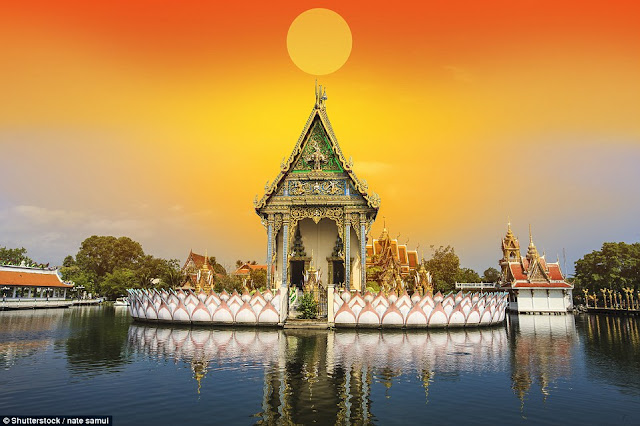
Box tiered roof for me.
[499,224,571,290]
[366,226,419,276]
[255,83,380,213]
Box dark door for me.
[333,260,345,285]
[290,260,305,289]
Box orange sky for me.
[1,0,639,274]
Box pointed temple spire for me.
[527,225,539,260]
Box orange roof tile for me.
[0,269,72,288]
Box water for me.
[1,307,639,425]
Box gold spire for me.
[202,249,209,270]
[527,225,539,260]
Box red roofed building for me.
[499,223,573,313]
[181,250,215,292]
[1,265,74,308]
[232,263,269,288]
[366,226,419,277]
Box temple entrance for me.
[332,260,344,285]
[290,260,305,290]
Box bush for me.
[297,292,318,319]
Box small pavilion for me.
[0,265,73,304]
[498,223,573,313]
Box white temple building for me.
[498,224,573,314]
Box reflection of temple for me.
[499,223,573,313]
[0,309,65,368]
[254,84,380,292]
[509,314,576,409]
[181,250,214,292]
[127,324,509,423]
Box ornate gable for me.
[254,86,380,213]
[526,258,550,282]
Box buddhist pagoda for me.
[498,223,573,313]
[254,83,380,292]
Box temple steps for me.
[284,318,330,329]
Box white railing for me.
[455,282,497,289]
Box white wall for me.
[516,288,570,313]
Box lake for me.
[1,307,639,425]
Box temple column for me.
[282,218,289,288]
[360,218,366,289]
[267,214,274,287]
[344,215,351,291]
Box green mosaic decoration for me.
[292,120,343,173]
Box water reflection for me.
[64,307,132,376]
[581,314,640,395]
[127,324,512,423]
[0,309,66,368]
[508,315,576,410]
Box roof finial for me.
[529,224,533,244]
[314,80,327,110]
[315,79,319,108]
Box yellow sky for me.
[1,1,639,273]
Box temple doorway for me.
[290,260,305,289]
[332,260,344,285]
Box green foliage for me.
[0,246,34,266]
[62,255,76,268]
[102,268,137,299]
[249,268,267,290]
[425,245,460,292]
[214,274,244,294]
[456,267,482,283]
[483,267,500,283]
[59,265,93,292]
[75,236,144,293]
[297,292,318,319]
[366,281,380,292]
[70,235,184,298]
[574,242,640,292]
[212,263,227,276]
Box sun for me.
[287,8,352,76]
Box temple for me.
[181,250,215,292]
[0,265,74,309]
[232,262,268,288]
[254,83,380,293]
[366,225,419,277]
[498,223,573,313]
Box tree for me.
[235,260,243,268]
[101,268,137,299]
[574,242,640,292]
[62,255,76,268]
[160,259,184,289]
[59,264,94,293]
[249,268,267,290]
[214,274,244,293]
[425,245,460,292]
[0,246,34,266]
[212,263,227,276]
[483,267,500,283]
[75,236,144,293]
[456,267,481,283]
[297,293,318,319]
